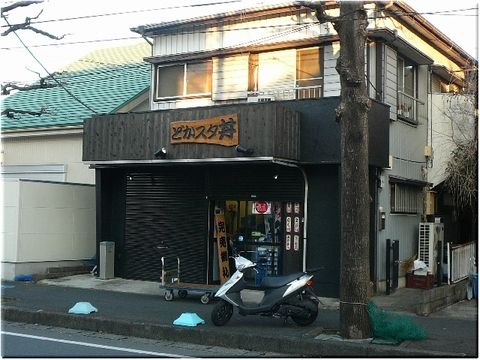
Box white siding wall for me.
[152,9,322,57]
[1,133,95,184]
[1,180,96,280]
[323,42,341,97]
[383,45,398,119]
[212,55,249,101]
[429,93,476,187]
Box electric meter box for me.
[99,241,115,279]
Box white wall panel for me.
[1,180,95,280]
[1,134,94,184]
[212,55,249,101]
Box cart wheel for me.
[201,293,211,304]
[178,290,188,298]
[164,290,174,301]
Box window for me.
[397,57,417,122]
[155,61,212,99]
[296,47,322,98]
[390,183,421,214]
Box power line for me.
[1,7,477,52]
[0,1,243,28]
[1,14,98,114]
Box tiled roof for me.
[1,42,151,131]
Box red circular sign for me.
[255,202,269,214]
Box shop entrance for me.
[210,199,303,287]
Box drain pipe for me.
[273,159,308,272]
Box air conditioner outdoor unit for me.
[418,222,444,276]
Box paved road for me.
[2,322,287,358]
[1,279,478,357]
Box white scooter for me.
[211,241,322,326]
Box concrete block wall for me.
[416,280,467,316]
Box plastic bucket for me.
[473,274,478,299]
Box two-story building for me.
[1,43,151,280]
[82,1,476,296]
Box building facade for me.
[1,43,151,279]
[83,2,476,296]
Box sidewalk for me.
[1,274,477,357]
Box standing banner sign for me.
[215,214,231,285]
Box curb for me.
[1,306,465,357]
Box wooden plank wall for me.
[83,103,300,162]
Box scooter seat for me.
[260,272,304,289]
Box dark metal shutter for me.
[124,168,207,283]
[208,163,304,201]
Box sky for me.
[0,0,478,85]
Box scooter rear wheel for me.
[211,299,233,326]
[291,298,319,326]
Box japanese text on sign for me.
[171,114,239,146]
[215,214,231,285]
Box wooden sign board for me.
[215,214,231,285]
[171,114,238,146]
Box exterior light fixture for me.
[154,147,167,158]
[236,145,254,156]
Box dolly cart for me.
[159,256,219,304]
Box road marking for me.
[2,331,193,357]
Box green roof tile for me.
[1,42,151,131]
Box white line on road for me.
[2,331,194,358]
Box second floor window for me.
[155,61,212,100]
[296,47,322,98]
[397,57,417,122]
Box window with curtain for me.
[397,57,417,122]
[155,61,212,100]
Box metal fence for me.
[448,241,476,283]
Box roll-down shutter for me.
[124,168,207,283]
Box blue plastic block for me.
[173,312,205,327]
[14,274,34,282]
[68,302,98,314]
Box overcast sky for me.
[0,0,477,84]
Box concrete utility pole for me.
[306,0,372,339]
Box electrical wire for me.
[1,4,476,50]
[0,1,243,28]
[1,14,98,114]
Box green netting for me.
[366,301,428,344]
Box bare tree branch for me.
[1,107,56,119]
[0,0,43,16]
[1,1,66,39]
[1,73,64,95]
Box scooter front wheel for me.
[211,299,233,326]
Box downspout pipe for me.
[273,160,308,272]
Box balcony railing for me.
[397,91,425,124]
[247,85,322,102]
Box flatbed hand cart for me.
[159,256,219,304]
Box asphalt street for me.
[1,276,478,357]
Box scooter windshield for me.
[235,256,254,271]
